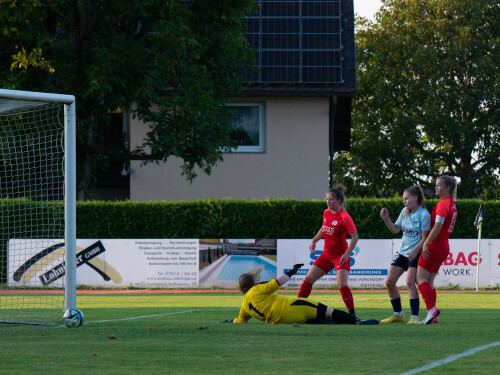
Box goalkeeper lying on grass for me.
[223,263,378,325]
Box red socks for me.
[339,286,354,312]
[299,283,355,314]
[418,281,436,311]
[298,280,313,298]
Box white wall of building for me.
[129,97,330,201]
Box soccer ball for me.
[63,308,84,327]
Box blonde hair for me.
[239,265,264,294]
[438,175,458,200]
[403,185,426,219]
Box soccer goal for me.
[0,89,76,324]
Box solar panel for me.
[244,0,344,84]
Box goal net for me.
[0,89,76,325]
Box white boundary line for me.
[56,308,231,328]
[399,341,500,375]
[91,309,200,324]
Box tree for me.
[335,0,499,198]
[0,0,256,199]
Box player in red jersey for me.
[298,185,359,319]
[417,175,458,324]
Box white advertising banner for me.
[8,237,498,289]
[8,239,199,288]
[277,239,393,288]
[490,240,500,287]
[279,238,500,289]
[426,239,491,288]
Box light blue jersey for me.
[395,206,431,257]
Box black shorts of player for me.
[391,252,420,271]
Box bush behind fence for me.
[1,198,497,282]
[75,198,497,239]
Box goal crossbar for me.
[0,89,75,104]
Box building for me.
[116,0,355,201]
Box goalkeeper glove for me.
[285,263,304,277]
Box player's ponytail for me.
[327,184,347,209]
[403,185,426,218]
[239,265,264,294]
[438,175,458,200]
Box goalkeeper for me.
[224,263,377,325]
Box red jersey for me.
[430,197,457,244]
[321,209,357,255]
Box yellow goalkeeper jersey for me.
[234,279,288,324]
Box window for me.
[226,102,265,152]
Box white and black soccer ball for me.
[63,308,84,327]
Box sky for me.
[353,0,383,20]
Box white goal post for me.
[0,89,76,324]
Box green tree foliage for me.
[335,0,499,198]
[0,0,256,198]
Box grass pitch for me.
[1,291,499,375]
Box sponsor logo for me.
[321,225,335,235]
[307,246,360,267]
[441,268,472,276]
[403,228,419,237]
[350,246,360,267]
[443,251,482,266]
[309,250,322,265]
[350,269,388,275]
[12,241,122,286]
[437,251,481,278]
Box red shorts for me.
[313,251,351,274]
[418,240,449,274]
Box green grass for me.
[1,291,499,374]
[263,254,277,261]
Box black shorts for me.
[391,253,420,272]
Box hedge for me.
[72,198,496,239]
[1,198,498,283]
[1,198,498,281]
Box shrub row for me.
[0,198,496,242]
[1,198,497,283]
[75,198,497,239]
